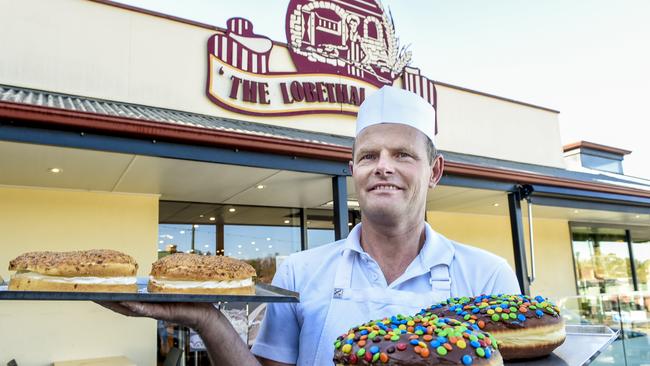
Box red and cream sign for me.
[206,0,437,125]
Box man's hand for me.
[95,301,218,333]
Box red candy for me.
[396,343,407,351]
[349,354,358,364]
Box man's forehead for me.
[355,123,428,146]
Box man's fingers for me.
[120,301,157,318]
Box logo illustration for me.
[205,0,437,133]
[286,0,411,87]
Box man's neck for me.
[359,218,426,285]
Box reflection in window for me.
[572,226,634,296]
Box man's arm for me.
[97,301,295,366]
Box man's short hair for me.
[352,137,438,166]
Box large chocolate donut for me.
[333,313,503,365]
[422,295,566,360]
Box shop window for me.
[571,226,634,296]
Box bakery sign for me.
[206,0,437,120]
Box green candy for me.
[509,313,517,319]
[372,353,380,362]
[501,313,509,320]
[476,347,485,357]
[334,341,341,349]
[464,314,471,320]
[379,330,386,335]
[491,314,500,322]
[509,307,517,312]
[391,335,400,341]
[415,330,424,335]
[357,348,366,357]
[469,335,478,342]
[369,332,377,339]
[437,346,448,356]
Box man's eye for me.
[360,154,375,161]
[397,152,411,158]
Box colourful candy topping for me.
[334,313,499,364]
[421,294,561,329]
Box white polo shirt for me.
[251,223,520,365]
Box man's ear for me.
[348,160,354,176]
[429,155,445,188]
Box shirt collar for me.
[341,222,454,270]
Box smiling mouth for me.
[369,184,401,192]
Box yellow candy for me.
[487,309,495,315]
[407,320,415,326]
[495,307,502,313]
[457,340,467,349]
[399,324,407,330]
[347,334,355,339]
[342,344,352,354]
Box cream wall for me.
[0,186,158,366]
[0,0,565,168]
[435,85,565,168]
[427,211,577,300]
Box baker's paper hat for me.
[356,86,436,144]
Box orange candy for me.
[409,335,419,340]
[414,346,422,354]
[379,353,389,363]
[360,335,368,340]
[358,340,366,347]
[478,320,485,329]
[443,343,453,351]
[420,348,430,358]
[407,326,414,333]
[423,335,433,342]
[448,336,458,344]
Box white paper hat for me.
[356,86,436,144]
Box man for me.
[101,86,520,365]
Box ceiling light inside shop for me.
[48,167,62,174]
[193,224,199,228]
[266,237,271,241]
[255,248,260,252]
[348,222,353,226]
[493,203,499,207]
[199,215,204,218]
[180,230,185,234]
[251,241,255,245]
[636,215,641,218]
[204,245,209,248]
[209,217,216,221]
[284,219,291,224]
[268,245,273,249]
[237,245,242,248]
[573,210,580,214]
[257,185,265,189]
[159,240,163,244]
[229,208,236,212]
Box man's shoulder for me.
[279,239,345,285]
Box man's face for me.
[351,123,443,225]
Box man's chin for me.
[361,205,404,224]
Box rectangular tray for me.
[505,325,619,366]
[0,281,299,303]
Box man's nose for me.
[374,153,394,176]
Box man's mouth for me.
[369,184,401,192]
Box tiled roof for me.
[0,84,354,148]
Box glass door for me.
[571,225,635,296]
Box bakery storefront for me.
[1,0,650,365]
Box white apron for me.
[311,248,453,365]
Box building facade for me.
[1,0,649,364]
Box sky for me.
[118,0,650,179]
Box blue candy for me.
[536,310,544,318]
[462,354,473,365]
[410,339,419,346]
[518,314,526,322]
[437,336,447,344]
[360,330,369,335]
[470,340,481,348]
[485,347,492,359]
[370,346,380,354]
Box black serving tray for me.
[0,281,299,303]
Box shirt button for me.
[371,273,378,280]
